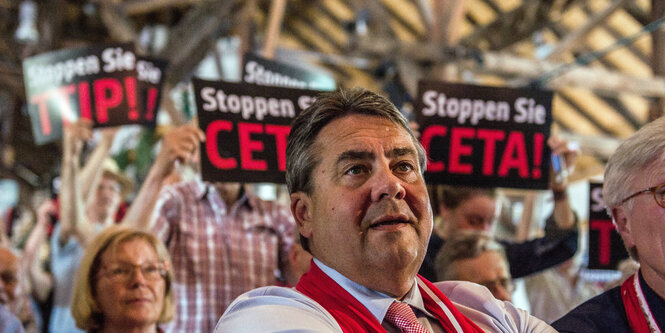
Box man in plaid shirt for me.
[124,125,295,332]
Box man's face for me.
[0,248,18,305]
[291,114,432,296]
[614,167,665,287]
[441,195,497,235]
[92,175,122,216]
[454,251,512,302]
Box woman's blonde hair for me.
[71,225,175,330]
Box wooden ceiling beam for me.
[430,0,465,45]
[281,21,354,80]
[649,0,665,121]
[545,0,631,60]
[290,7,347,52]
[547,20,646,129]
[354,37,665,97]
[412,0,433,28]
[121,0,201,15]
[159,0,239,82]
[263,0,287,58]
[581,14,650,65]
[624,1,650,26]
[378,0,425,40]
[99,1,140,46]
[461,0,580,50]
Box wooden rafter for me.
[461,0,575,50]
[354,37,665,98]
[545,0,631,60]
[430,0,465,45]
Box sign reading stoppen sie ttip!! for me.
[193,79,319,184]
[22,44,159,144]
[135,57,168,128]
[416,80,553,189]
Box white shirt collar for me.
[312,258,431,323]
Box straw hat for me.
[101,158,134,199]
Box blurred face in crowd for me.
[613,164,665,289]
[91,175,122,219]
[453,250,512,302]
[440,194,497,236]
[94,238,166,330]
[0,248,18,305]
[291,114,432,297]
[213,182,242,206]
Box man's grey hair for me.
[602,116,665,261]
[603,116,665,213]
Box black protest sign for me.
[193,79,319,183]
[242,52,336,91]
[22,44,162,144]
[136,57,168,128]
[588,182,629,269]
[415,81,553,189]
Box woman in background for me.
[71,225,174,333]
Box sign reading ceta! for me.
[193,79,319,184]
[416,81,553,189]
[22,44,166,144]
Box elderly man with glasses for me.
[553,116,665,332]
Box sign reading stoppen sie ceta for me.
[242,52,336,91]
[194,79,320,184]
[22,44,167,144]
[415,80,553,190]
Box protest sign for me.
[416,81,553,189]
[22,44,166,144]
[193,79,319,183]
[136,57,168,128]
[588,181,629,270]
[242,52,336,91]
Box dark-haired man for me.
[217,88,553,332]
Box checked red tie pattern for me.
[385,301,430,333]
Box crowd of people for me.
[0,87,660,332]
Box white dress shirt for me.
[216,260,555,333]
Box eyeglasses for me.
[620,182,665,208]
[97,261,168,283]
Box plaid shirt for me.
[152,179,295,333]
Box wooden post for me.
[238,0,257,57]
[649,0,665,121]
[263,0,287,59]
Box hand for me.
[548,136,579,174]
[155,124,205,175]
[36,199,57,226]
[63,119,93,156]
[548,136,579,192]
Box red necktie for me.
[385,301,430,333]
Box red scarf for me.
[621,273,662,333]
[296,261,484,333]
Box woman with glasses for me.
[71,225,174,333]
